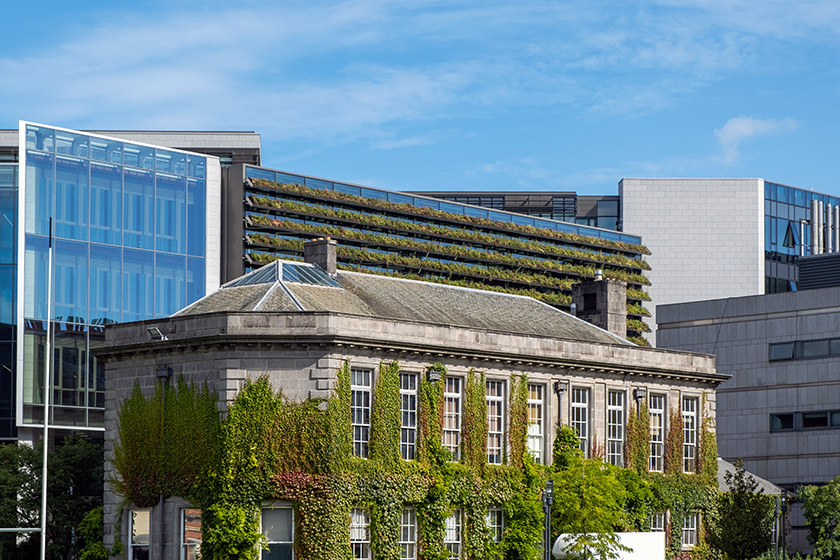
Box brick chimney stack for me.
[571,271,627,339]
[303,237,337,276]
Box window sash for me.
[400,373,418,460]
[571,387,590,457]
[606,391,625,467]
[486,507,503,544]
[350,508,371,560]
[682,397,698,473]
[351,368,372,458]
[527,384,544,463]
[682,512,699,548]
[649,394,665,472]
[129,509,151,560]
[651,511,666,532]
[443,377,462,460]
[399,508,417,560]
[444,510,462,559]
[181,508,202,560]
[486,380,505,465]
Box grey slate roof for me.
[717,458,783,495]
[176,261,630,345]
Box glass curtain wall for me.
[764,181,840,292]
[0,164,17,438]
[18,123,208,430]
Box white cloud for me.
[0,0,832,148]
[715,116,798,164]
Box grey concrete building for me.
[621,177,840,344]
[658,288,840,552]
[97,240,724,559]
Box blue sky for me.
[1,0,839,195]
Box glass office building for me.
[764,181,840,293]
[4,122,219,438]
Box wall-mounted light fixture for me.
[633,387,648,403]
[147,326,167,341]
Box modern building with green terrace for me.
[222,165,652,344]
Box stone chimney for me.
[303,237,337,276]
[571,271,627,339]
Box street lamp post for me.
[543,479,554,560]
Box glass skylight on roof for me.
[226,261,281,287]
[282,262,340,286]
[225,260,339,288]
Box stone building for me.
[97,240,725,559]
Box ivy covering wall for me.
[114,364,720,560]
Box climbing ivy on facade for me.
[114,363,720,560]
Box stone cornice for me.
[96,311,726,386]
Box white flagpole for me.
[40,217,53,560]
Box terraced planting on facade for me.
[242,178,653,344]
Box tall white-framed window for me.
[444,510,462,559]
[351,368,372,458]
[682,511,700,548]
[443,377,462,460]
[527,384,544,464]
[400,373,418,460]
[571,387,590,457]
[128,508,150,560]
[650,511,666,532]
[261,506,294,560]
[606,390,625,467]
[181,508,202,560]
[486,507,504,544]
[486,380,505,465]
[400,507,417,560]
[682,396,698,473]
[649,394,665,472]
[350,508,371,560]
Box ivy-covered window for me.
[527,383,544,464]
[650,511,666,532]
[606,390,625,467]
[486,380,505,464]
[682,396,698,473]
[682,511,700,548]
[443,377,462,460]
[444,510,462,559]
[261,506,294,560]
[571,387,590,457]
[486,507,503,544]
[400,373,418,460]
[350,508,371,560]
[129,509,150,560]
[649,394,665,472]
[351,368,372,458]
[399,507,417,560]
[181,508,202,560]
